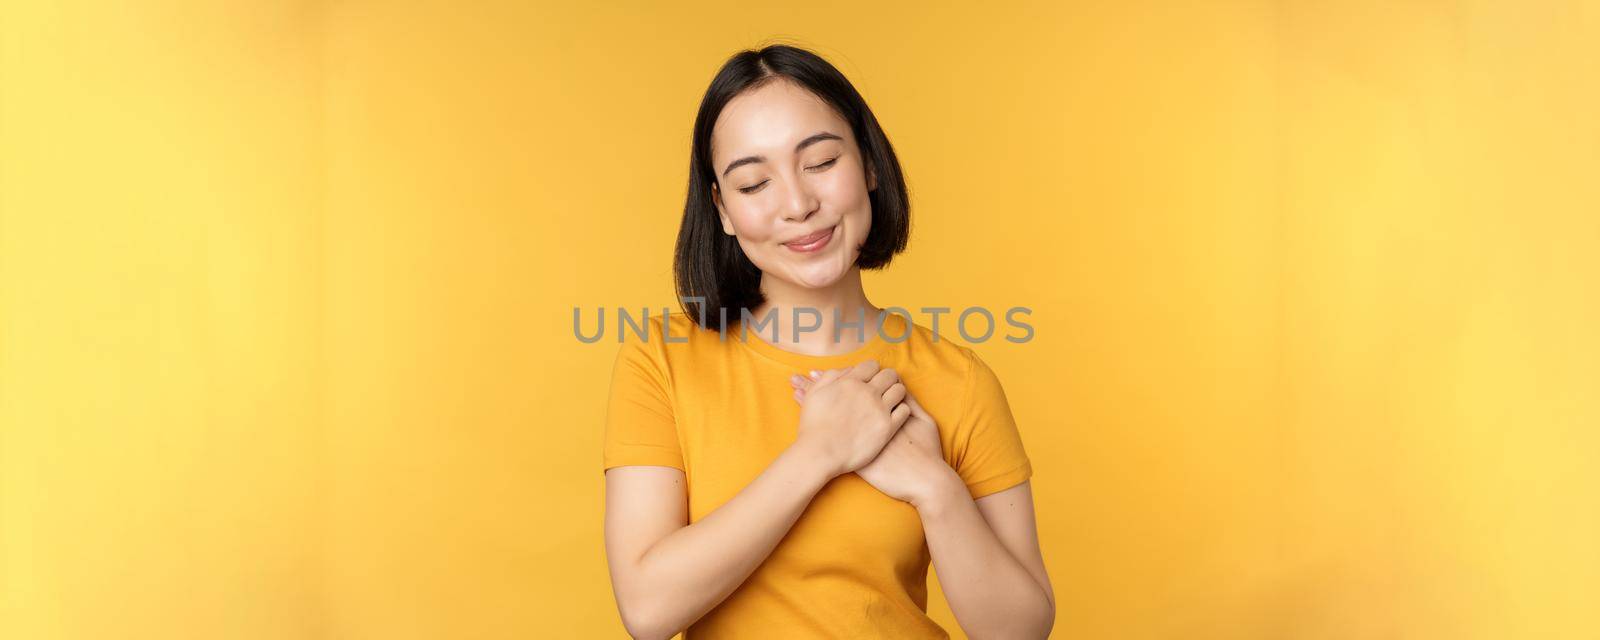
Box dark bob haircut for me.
[674,44,911,332]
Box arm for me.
[603,444,833,640]
[604,360,908,640]
[916,475,1055,639]
[792,367,1056,638]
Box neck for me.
[747,267,882,356]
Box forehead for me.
[710,79,851,161]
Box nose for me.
[780,177,820,223]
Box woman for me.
[603,44,1054,639]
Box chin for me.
[788,260,852,290]
[793,274,841,290]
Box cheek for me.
[724,205,776,243]
[822,171,873,240]
[815,167,872,209]
[725,209,786,270]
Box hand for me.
[791,359,912,478]
[793,368,954,506]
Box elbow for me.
[973,592,1054,640]
[1028,593,1056,640]
[1019,579,1056,639]
[610,555,686,640]
[1039,600,1056,639]
[616,596,681,640]
[1000,606,1054,640]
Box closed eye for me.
[735,158,839,195]
[807,157,838,172]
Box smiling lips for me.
[783,225,835,253]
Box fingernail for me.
[809,370,820,378]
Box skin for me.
[604,77,1055,640]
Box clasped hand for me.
[789,359,951,506]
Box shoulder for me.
[900,317,1014,401]
[608,311,709,398]
[880,316,988,390]
[612,310,727,370]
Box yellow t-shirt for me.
[603,310,1033,639]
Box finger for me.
[881,381,906,409]
[791,374,810,390]
[813,366,850,387]
[890,402,911,428]
[867,367,898,391]
[867,367,899,394]
[818,366,850,381]
[793,388,804,404]
[848,359,881,382]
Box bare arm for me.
[790,368,1056,638]
[603,360,908,639]
[603,443,834,640]
[917,475,1056,639]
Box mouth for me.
[782,225,836,253]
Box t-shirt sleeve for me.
[602,322,685,472]
[951,348,1033,499]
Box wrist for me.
[784,439,842,483]
[910,463,967,514]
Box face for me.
[709,78,877,291]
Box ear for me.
[712,183,736,235]
[866,161,878,192]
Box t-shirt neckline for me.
[733,310,906,371]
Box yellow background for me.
[3,1,1596,638]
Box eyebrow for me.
[720,131,844,178]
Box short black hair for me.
[674,44,911,331]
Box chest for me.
[672,377,930,567]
